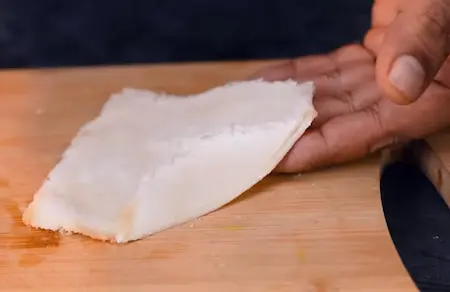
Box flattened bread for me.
[22,79,316,243]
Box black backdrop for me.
[0,0,370,68]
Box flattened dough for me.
[22,79,317,243]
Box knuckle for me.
[317,127,332,157]
[420,8,448,37]
[324,50,350,82]
[340,90,357,113]
[365,104,388,143]
[372,0,399,27]
[289,59,301,78]
[415,1,450,53]
[367,104,384,132]
[326,52,340,73]
[365,103,413,154]
[364,105,390,155]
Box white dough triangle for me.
[22,79,316,243]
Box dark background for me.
[0,0,370,68]
[2,1,450,291]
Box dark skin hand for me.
[368,0,450,105]
[250,0,450,173]
[251,44,450,173]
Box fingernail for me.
[388,55,425,102]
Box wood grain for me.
[397,132,450,208]
[0,61,416,291]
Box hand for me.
[250,45,450,173]
[367,0,450,105]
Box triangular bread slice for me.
[22,79,316,243]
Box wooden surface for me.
[401,132,450,209]
[0,61,418,291]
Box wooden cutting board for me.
[0,60,424,291]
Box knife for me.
[380,139,450,291]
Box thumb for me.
[376,1,450,105]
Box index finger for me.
[250,45,374,83]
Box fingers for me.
[250,45,379,127]
[311,61,375,96]
[375,0,450,105]
[275,105,388,173]
[372,0,400,28]
[312,81,381,127]
[365,28,450,89]
[364,28,385,55]
[277,82,450,174]
[378,83,450,139]
[250,45,374,85]
[435,58,450,88]
[328,44,375,66]
[249,56,334,82]
[308,49,379,127]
